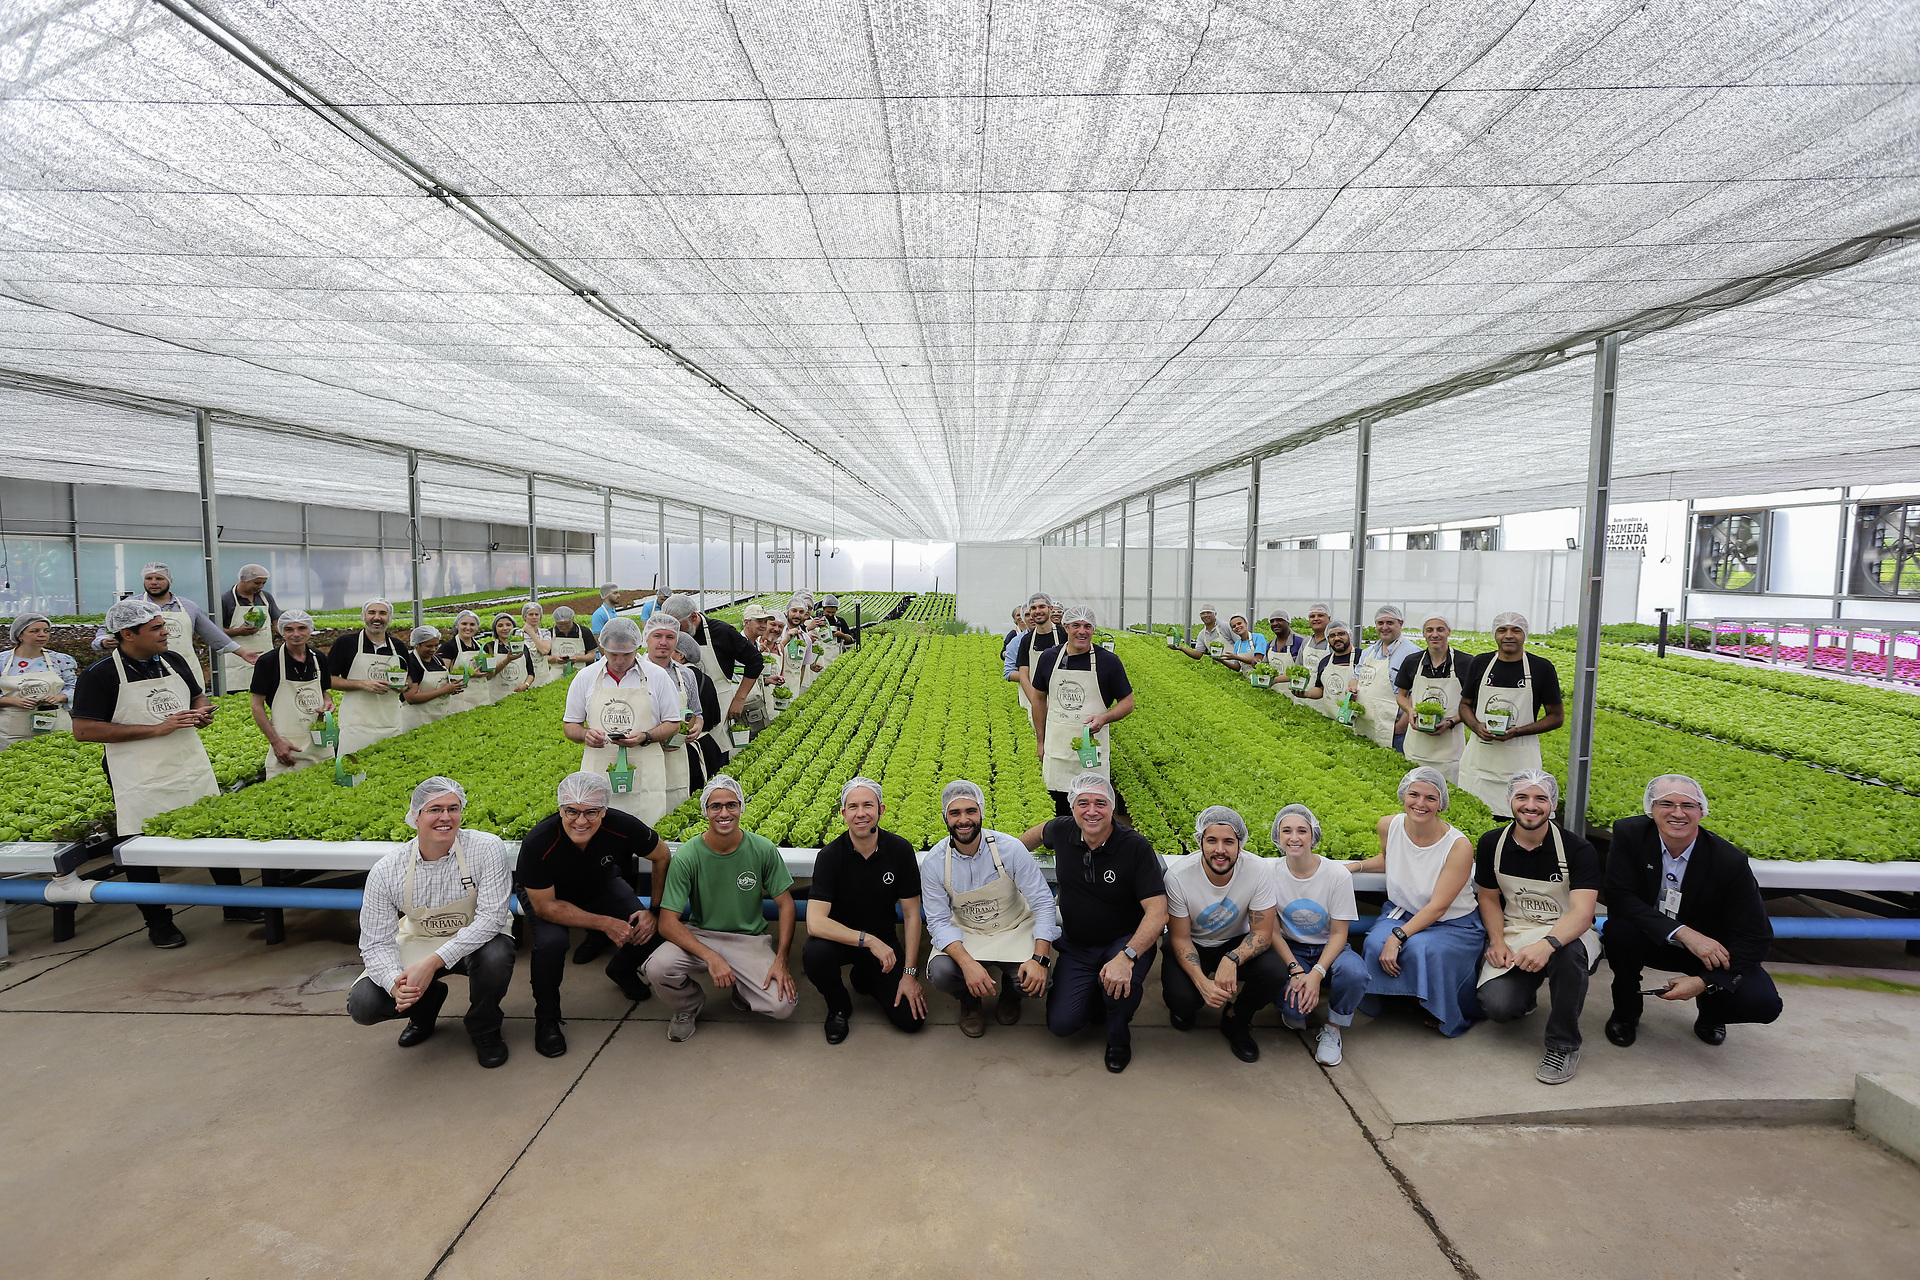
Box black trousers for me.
[801,936,925,1032]
[1159,935,1289,1028]
[123,863,243,926]
[1603,918,1783,1027]
[528,878,662,1016]
[1477,938,1590,1051]
[1047,937,1155,1048]
[347,933,515,1040]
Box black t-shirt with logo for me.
[1030,645,1132,708]
[71,650,204,721]
[1042,817,1166,948]
[1473,824,1602,894]
[249,646,334,701]
[809,829,922,941]
[1459,651,1564,718]
[516,809,662,904]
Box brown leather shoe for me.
[959,995,986,1038]
[995,983,1022,1025]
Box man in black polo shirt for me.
[800,777,927,1043]
[1022,772,1168,1074]
[516,771,674,1057]
[1030,605,1134,818]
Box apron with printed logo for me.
[1475,824,1601,987]
[223,595,271,689]
[400,659,453,732]
[1291,636,1332,708]
[0,655,71,748]
[523,627,556,688]
[103,648,218,834]
[445,640,487,714]
[549,631,587,687]
[481,641,525,704]
[1403,650,1467,780]
[580,669,669,822]
[945,836,1036,963]
[1354,642,1403,748]
[1041,649,1109,792]
[1017,627,1062,715]
[265,645,330,777]
[660,661,695,810]
[155,599,206,690]
[393,837,480,970]
[1458,656,1543,818]
[337,634,405,755]
[1313,653,1357,720]
[693,626,741,752]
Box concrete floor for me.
[3,902,1918,1279]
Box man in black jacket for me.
[1602,774,1782,1048]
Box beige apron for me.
[782,627,818,697]
[336,633,405,754]
[692,626,740,753]
[155,599,206,690]
[1458,656,1543,818]
[1475,824,1602,987]
[0,656,71,748]
[580,668,670,822]
[400,659,454,732]
[1017,627,1062,715]
[445,640,487,714]
[393,837,480,970]
[549,631,587,687]
[523,627,556,687]
[264,645,329,777]
[762,639,791,722]
[103,648,218,834]
[659,660,695,810]
[945,836,1036,963]
[1404,650,1466,781]
[1353,642,1403,748]
[481,641,525,704]
[1041,648,1109,792]
[1291,636,1332,708]
[1312,653,1357,720]
[223,594,271,689]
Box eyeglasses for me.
[1651,799,1703,814]
[706,800,743,815]
[560,806,606,821]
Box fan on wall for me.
[1691,511,1768,592]
[1852,502,1920,598]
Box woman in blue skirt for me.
[1348,765,1485,1036]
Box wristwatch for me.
[903,966,920,978]
[1544,936,1563,952]
[1121,945,1139,961]
[1391,926,1410,944]
[1030,953,1052,969]
[1218,952,1239,966]
[1287,962,1305,977]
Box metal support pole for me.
[698,508,706,602]
[1832,486,1852,619]
[407,450,424,627]
[1349,417,1373,629]
[525,475,538,603]
[657,500,668,593]
[728,516,736,596]
[754,521,761,593]
[1244,457,1261,623]
[194,409,224,694]
[600,488,613,587]
[68,482,83,615]
[1182,478,1197,642]
[301,503,311,609]
[1145,492,1156,633]
[1117,502,1128,631]
[1565,333,1621,836]
[1679,498,1694,648]
[890,539,896,592]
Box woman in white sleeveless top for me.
[1344,765,1486,1037]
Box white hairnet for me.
[1228,612,1248,624]
[408,623,441,645]
[141,561,172,578]
[1063,604,1096,625]
[1325,619,1352,635]
[600,583,619,599]
[786,594,812,613]
[557,770,614,809]
[276,608,315,635]
[1198,604,1218,617]
[839,776,883,808]
[821,595,839,608]
[700,774,746,809]
[238,563,269,580]
[662,594,696,621]
[1397,765,1452,811]
[1375,604,1405,621]
[1067,771,1116,804]
[1492,611,1530,634]
[599,617,642,652]
[405,776,466,829]
[9,612,50,644]
[1272,804,1323,849]
[1027,592,1053,607]
[1508,769,1561,811]
[941,779,985,814]
[1194,805,1248,847]
[553,606,576,625]
[1307,602,1330,615]
[455,609,481,627]
[643,615,682,640]
[1643,774,1709,816]
[521,600,544,616]
[104,596,162,634]
[1421,611,1451,628]
[674,633,701,663]
[361,598,393,620]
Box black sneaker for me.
[397,1018,437,1048]
[574,933,611,964]
[534,1016,567,1058]
[1169,1011,1194,1032]
[473,1034,509,1069]
[824,1011,850,1044]
[1222,1018,1260,1063]
[606,957,651,1003]
[147,921,187,949]
[222,907,267,924]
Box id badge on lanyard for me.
[1660,875,1683,918]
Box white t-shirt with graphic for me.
[1272,855,1360,947]
[1164,851,1277,947]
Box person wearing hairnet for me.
[1002,600,1037,700]
[1011,592,1065,715]
[1394,612,1473,783]
[348,778,516,1068]
[545,605,598,681]
[0,613,76,750]
[1473,772,1602,1085]
[1299,621,1361,721]
[247,608,335,777]
[816,594,856,661]
[92,561,251,691]
[1160,806,1287,1063]
[1345,767,1485,1037]
[1212,612,1270,674]
[589,583,622,635]
[776,594,825,698]
[642,616,699,812]
[662,592,764,756]
[674,632,724,793]
[518,601,557,688]
[1268,804,1364,1067]
[644,775,800,1042]
[1174,605,1233,660]
[1347,605,1419,751]
[481,612,534,704]
[517,771,674,1058]
[801,778,927,1043]
[326,599,408,753]
[437,610,490,714]
[1019,772,1167,1074]
[921,779,1059,1038]
[1457,612,1565,817]
[563,616,682,822]
[1029,605,1134,818]
[71,596,246,945]
[638,585,669,625]
[1263,608,1306,671]
[1600,775,1781,1050]
[400,624,463,732]
[217,563,281,690]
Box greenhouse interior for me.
[2,2,1919,1278]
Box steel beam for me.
[407,450,424,626]
[525,474,538,603]
[194,408,223,694]
[1565,333,1622,836]
[68,482,83,615]
[1117,502,1128,630]
[1183,479,1197,643]
[1348,417,1373,628]
[600,488,613,587]
[1244,457,1261,623]
[1145,493,1156,633]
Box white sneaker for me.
[1314,1025,1344,1066]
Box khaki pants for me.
[643,927,798,1020]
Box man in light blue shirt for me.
[589,583,620,635]
[1354,604,1421,751]
[1214,612,1271,672]
[637,587,667,624]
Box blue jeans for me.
[1276,939,1367,1027]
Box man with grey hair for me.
[1030,603,1134,818]
[921,779,1059,1037]
[348,777,516,1067]
[801,778,926,1043]
[327,599,407,755]
[1602,775,1781,1049]
[1351,604,1420,751]
[218,563,281,690]
[1161,805,1286,1063]
[517,771,673,1057]
[93,561,250,691]
[644,775,799,1041]
[563,615,683,821]
[1473,771,1602,1085]
[1458,611,1564,816]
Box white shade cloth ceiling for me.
[0,0,1916,540]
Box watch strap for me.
[1031,953,1051,969]
[1544,935,1563,951]
[1391,926,1410,943]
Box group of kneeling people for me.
[350,764,1783,1082]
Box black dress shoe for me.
[573,932,611,964]
[1105,1043,1132,1073]
[824,1011,850,1044]
[474,1034,509,1068]
[1694,1015,1727,1046]
[147,921,188,949]
[1604,1016,1639,1048]
[222,907,267,924]
[1169,1011,1194,1032]
[1222,1020,1260,1063]
[535,1016,567,1058]
[397,1018,437,1048]
[606,958,651,1003]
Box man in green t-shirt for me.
[643,774,799,1042]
